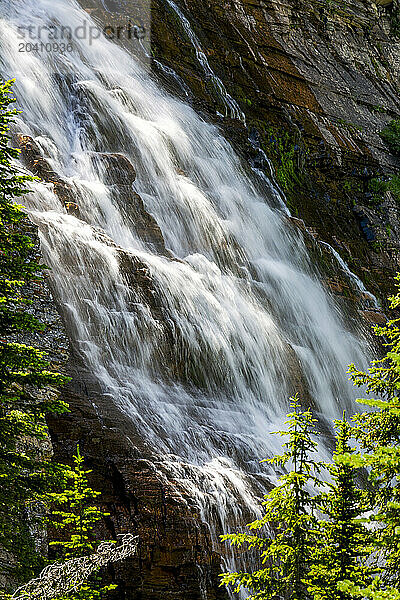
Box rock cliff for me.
[48,373,227,600]
[148,0,400,305]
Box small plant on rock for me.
[380,119,400,155]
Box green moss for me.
[387,175,400,203]
[369,177,387,205]
[262,127,304,194]
[343,179,362,193]
[336,118,363,133]
[371,240,385,252]
[371,105,385,114]
[380,119,400,155]
[391,5,400,37]
[370,57,385,80]
[325,0,337,15]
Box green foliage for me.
[369,175,400,206]
[369,177,387,205]
[46,446,116,600]
[380,120,400,155]
[220,396,322,600]
[342,277,400,592]
[48,447,106,558]
[390,6,400,38]
[221,277,400,600]
[338,579,400,600]
[304,416,374,600]
[371,106,385,114]
[0,79,70,580]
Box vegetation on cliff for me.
[45,446,117,600]
[0,80,122,599]
[221,398,323,599]
[380,119,400,156]
[0,78,70,580]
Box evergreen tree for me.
[46,446,117,600]
[220,396,321,600]
[305,416,373,600]
[339,278,400,595]
[220,279,400,600]
[0,79,69,580]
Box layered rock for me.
[17,135,78,213]
[146,0,400,307]
[89,152,170,256]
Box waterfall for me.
[164,0,246,121]
[319,241,380,309]
[0,0,372,591]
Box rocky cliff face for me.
[148,0,400,306]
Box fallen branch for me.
[9,533,138,600]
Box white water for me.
[320,241,380,309]
[0,0,371,592]
[164,0,246,122]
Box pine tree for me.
[46,446,117,600]
[220,396,321,600]
[305,416,373,600]
[0,79,70,580]
[0,80,121,597]
[337,278,400,598]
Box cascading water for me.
[163,0,246,122]
[0,0,373,593]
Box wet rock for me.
[17,135,58,182]
[18,136,171,257]
[89,152,137,187]
[117,248,170,324]
[36,1,400,597]
[16,134,78,213]
[353,206,376,242]
[359,309,387,324]
[89,150,170,257]
[120,190,171,257]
